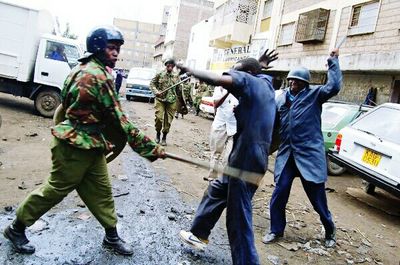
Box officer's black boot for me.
[3,219,35,254]
[161,133,167,146]
[156,131,161,144]
[103,227,133,256]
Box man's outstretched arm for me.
[177,65,233,89]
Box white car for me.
[329,103,400,196]
[199,96,215,116]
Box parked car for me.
[322,101,373,175]
[199,96,215,116]
[328,103,400,197]
[125,67,156,101]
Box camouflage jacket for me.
[51,57,162,161]
[149,70,181,103]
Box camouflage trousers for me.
[154,99,176,134]
[16,138,117,229]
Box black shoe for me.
[325,228,336,248]
[156,132,161,144]
[161,134,167,146]
[175,113,179,119]
[3,225,35,254]
[262,232,283,244]
[103,236,133,256]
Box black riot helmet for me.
[164,58,176,66]
[86,25,124,55]
[287,67,311,84]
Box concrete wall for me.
[283,0,324,14]
[172,1,214,61]
[336,73,398,105]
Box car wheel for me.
[327,156,346,176]
[34,89,61,118]
[126,95,132,101]
[364,182,376,195]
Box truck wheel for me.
[364,183,376,195]
[34,90,61,118]
[327,156,346,176]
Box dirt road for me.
[0,93,399,264]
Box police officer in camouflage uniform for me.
[3,26,165,256]
[193,81,210,116]
[150,59,181,146]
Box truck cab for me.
[32,35,82,116]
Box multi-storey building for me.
[186,18,215,70]
[114,18,161,70]
[270,0,400,104]
[207,0,400,104]
[208,0,282,72]
[164,0,214,62]
[153,6,171,70]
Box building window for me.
[295,8,330,43]
[278,22,295,46]
[260,0,273,32]
[348,1,380,36]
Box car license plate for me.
[362,149,381,167]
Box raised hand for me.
[258,49,279,70]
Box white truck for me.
[0,1,83,117]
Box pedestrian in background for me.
[150,58,181,146]
[177,49,277,265]
[262,48,341,248]
[114,69,124,95]
[207,86,238,179]
[3,25,165,256]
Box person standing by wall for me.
[149,59,181,146]
[262,48,341,248]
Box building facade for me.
[206,0,400,104]
[186,18,215,70]
[114,18,161,70]
[208,0,282,72]
[153,6,171,70]
[164,0,214,62]
[270,0,400,104]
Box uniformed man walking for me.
[262,48,341,248]
[150,59,181,146]
[3,26,165,256]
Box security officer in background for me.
[3,26,165,256]
[150,58,181,146]
[193,81,211,116]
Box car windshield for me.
[128,69,156,80]
[351,106,400,144]
[322,104,355,129]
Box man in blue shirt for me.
[176,50,277,265]
[262,49,342,248]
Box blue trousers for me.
[270,154,335,237]
[190,175,260,265]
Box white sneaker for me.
[179,230,208,251]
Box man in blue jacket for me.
[176,51,277,265]
[262,49,341,248]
